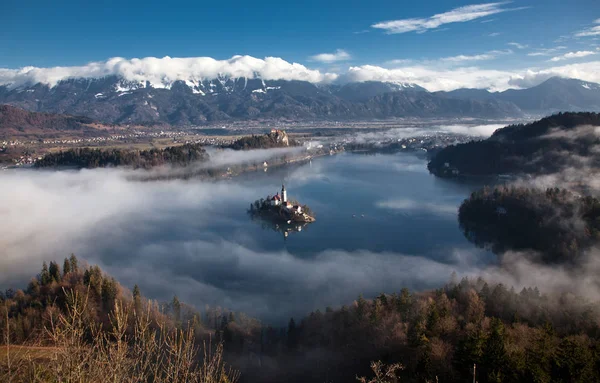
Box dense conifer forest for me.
[34,143,209,169]
[428,112,600,177]
[458,186,600,263]
[226,130,298,150]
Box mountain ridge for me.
[1,76,599,125]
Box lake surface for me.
[1,151,495,324]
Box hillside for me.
[459,186,600,263]
[226,129,297,150]
[428,112,600,177]
[0,104,108,138]
[3,256,600,383]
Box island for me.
[248,184,316,226]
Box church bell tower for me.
[281,184,287,203]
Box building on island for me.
[268,185,302,213]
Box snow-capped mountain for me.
[0,73,529,124]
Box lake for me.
[1,151,495,324]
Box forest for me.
[428,112,600,177]
[2,256,600,382]
[226,130,298,150]
[458,186,600,263]
[34,143,209,169]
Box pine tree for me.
[48,261,61,283]
[40,262,50,286]
[482,318,507,382]
[69,254,79,273]
[63,258,71,276]
[132,284,141,314]
[101,277,118,311]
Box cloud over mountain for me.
[0,55,339,89]
[1,54,600,93]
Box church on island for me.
[269,185,302,214]
[248,184,315,224]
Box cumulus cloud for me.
[2,52,600,93]
[371,2,525,34]
[0,55,339,89]
[549,50,597,62]
[309,49,351,63]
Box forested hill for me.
[35,143,208,169]
[428,112,600,177]
[459,186,600,263]
[226,129,298,150]
[0,104,102,138]
[2,256,600,382]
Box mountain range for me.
[0,76,599,126]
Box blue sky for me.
[1,0,599,90]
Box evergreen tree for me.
[69,254,79,273]
[48,261,61,283]
[40,262,50,286]
[101,277,118,311]
[482,318,507,382]
[63,257,71,276]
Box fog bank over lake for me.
[0,152,496,322]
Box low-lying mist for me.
[2,149,600,324]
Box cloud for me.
[480,18,496,23]
[507,42,528,49]
[377,199,457,215]
[309,49,351,64]
[342,60,600,91]
[384,59,414,66]
[0,55,339,89]
[2,52,600,93]
[488,32,501,37]
[527,46,567,56]
[438,124,505,137]
[575,22,600,37]
[371,2,525,34]
[439,49,512,63]
[549,50,597,62]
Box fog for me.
[344,123,506,145]
[2,150,600,324]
